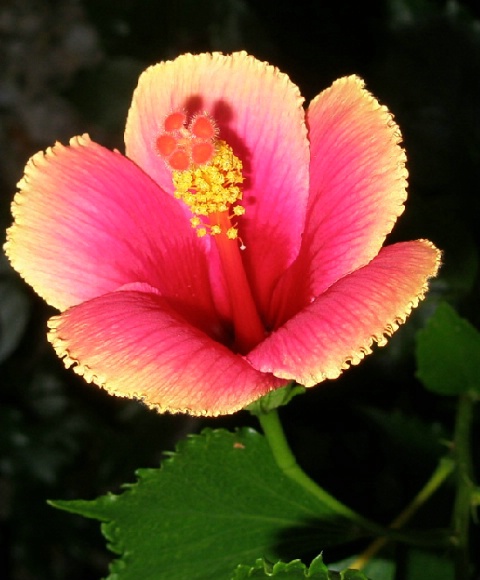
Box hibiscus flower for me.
[4,52,440,415]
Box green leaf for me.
[404,548,454,580]
[232,554,328,579]
[337,547,453,580]
[334,557,395,580]
[415,302,480,395]
[246,383,306,414]
[50,428,365,580]
[232,554,372,579]
[340,570,373,580]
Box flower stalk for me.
[256,408,383,535]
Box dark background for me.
[0,0,479,578]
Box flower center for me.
[155,112,245,240]
[156,110,265,354]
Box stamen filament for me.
[212,212,265,353]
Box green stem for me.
[256,408,383,535]
[452,393,476,580]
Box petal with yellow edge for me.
[4,135,222,321]
[268,75,409,327]
[249,240,441,387]
[304,75,409,296]
[47,286,284,416]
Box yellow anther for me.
[227,227,238,240]
[190,216,201,228]
[172,141,245,238]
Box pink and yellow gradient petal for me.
[249,240,441,387]
[4,135,223,327]
[305,75,409,293]
[47,287,284,416]
[125,51,310,318]
[269,75,410,326]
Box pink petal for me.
[5,135,222,329]
[125,52,310,317]
[48,288,284,416]
[270,76,409,325]
[249,240,441,387]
